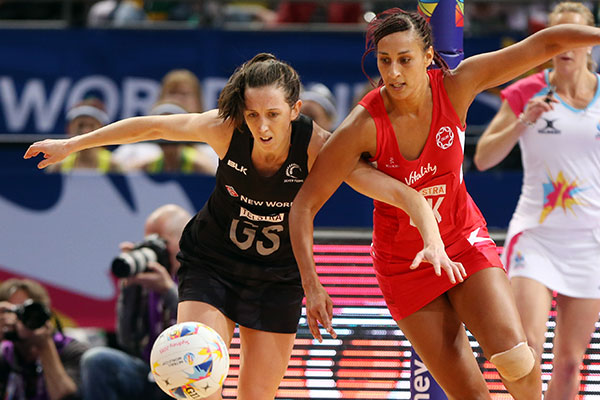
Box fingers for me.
[119,242,135,251]
[324,300,337,339]
[410,252,424,270]
[38,159,51,169]
[23,146,39,159]
[307,297,336,343]
[441,261,457,284]
[307,313,322,343]
[308,309,336,343]
[440,260,467,284]
[457,262,466,278]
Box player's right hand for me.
[410,242,466,284]
[304,282,336,343]
[24,139,71,169]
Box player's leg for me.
[545,295,600,399]
[236,326,296,400]
[510,277,553,363]
[397,294,492,399]
[177,301,236,400]
[447,267,541,400]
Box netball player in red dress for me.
[290,8,600,399]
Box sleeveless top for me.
[359,69,488,264]
[501,69,600,239]
[186,114,313,269]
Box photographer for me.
[0,279,89,400]
[80,204,191,400]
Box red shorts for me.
[373,227,503,321]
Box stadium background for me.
[1,0,598,397]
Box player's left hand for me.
[410,243,466,284]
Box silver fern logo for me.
[285,163,302,179]
[285,163,303,183]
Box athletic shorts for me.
[504,226,600,298]
[177,258,304,334]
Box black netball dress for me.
[177,115,313,333]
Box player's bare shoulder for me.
[337,104,378,154]
[307,120,331,168]
[189,109,235,159]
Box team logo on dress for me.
[240,207,284,222]
[539,170,586,223]
[538,118,561,134]
[284,163,304,183]
[435,126,454,149]
[405,163,437,185]
[513,251,525,269]
[227,159,248,175]
[225,185,239,197]
[286,163,302,178]
[385,157,399,168]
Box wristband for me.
[518,113,534,127]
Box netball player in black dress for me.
[25,53,464,399]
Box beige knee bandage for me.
[489,341,535,382]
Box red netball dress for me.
[359,69,502,320]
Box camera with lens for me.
[5,299,52,333]
[111,234,171,278]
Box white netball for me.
[150,321,230,399]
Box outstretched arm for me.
[24,110,232,169]
[447,24,600,121]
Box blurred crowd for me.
[46,66,345,175]
[1,0,597,36]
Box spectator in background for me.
[87,0,146,27]
[474,3,600,399]
[300,83,338,131]
[0,278,89,400]
[156,69,218,174]
[80,204,191,400]
[157,69,203,113]
[113,68,218,173]
[47,98,121,173]
[140,101,218,174]
[220,1,277,24]
[276,1,364,24]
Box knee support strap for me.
[489,341,535,382]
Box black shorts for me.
[177,257,304,334]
